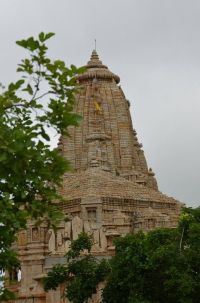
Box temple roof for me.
[62,168,182,207]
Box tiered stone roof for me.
[62,167,180,205]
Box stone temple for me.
[7,50,182,302]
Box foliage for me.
[0,285,16,301]
[102,207,200,303]
[44,232,110,303]
[0,32,84,299]
[44,208,200,303]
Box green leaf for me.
[44,32,55,41]
[8,82,15,91]
[22,84,33,95]
[27,84,33,95]
[15,79,25,89]
[70,64,77,73]
[39,32,45,42]
[41,129,50,141]
[27,37,39,51]
[16,39,28,48]
[77,66,86,74]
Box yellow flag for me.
[94,101,101,112]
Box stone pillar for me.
[17,223,49,300]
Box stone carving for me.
[31,227,40,242]
[72,216,83,240]
[17,230,27,246]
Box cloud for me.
[0,0,199,207]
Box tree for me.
[44,208,200,303]
[44,232,110,303]
[102,207,200,303]
[0,32,84,300]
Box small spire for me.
[82,49,120,83]
[94,38,97,51]
[90,49,99,61]
[87,49,103,66]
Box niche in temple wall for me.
[47,213,124,254]
[47,215,102,254]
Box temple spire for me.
[94,38,97,51]
[88,49,102,66]
[90,49,99,60]
[77,49,120,84]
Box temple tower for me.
[57,50,182,256]
[7,50,182,303]
[60,50,157,189]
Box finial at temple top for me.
[94,38,96,51]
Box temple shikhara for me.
[7,50,182,302]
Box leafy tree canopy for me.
[44,208,200,303]
[0,32,84,300]
[103,207,200,303]
[44,232,110,303]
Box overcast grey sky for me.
[0,0,200,207]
